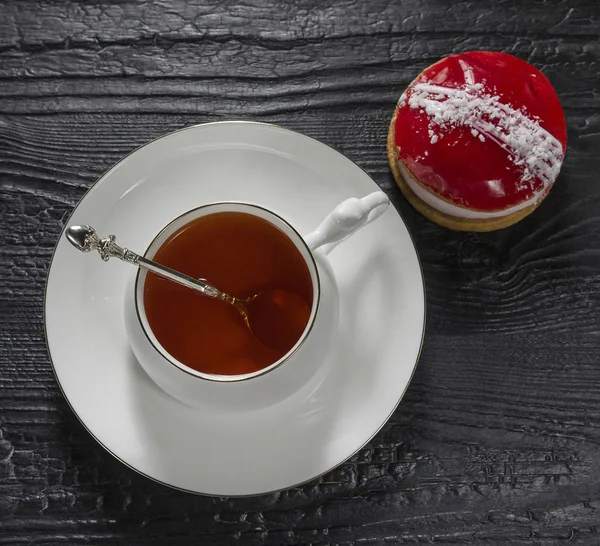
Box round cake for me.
[387,51,567,231]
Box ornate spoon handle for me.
[65,225,231,301]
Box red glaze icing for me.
[394,51,567,211]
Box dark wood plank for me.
[0,37,597,114]
[1,0,600,543]
[0,0,594,49]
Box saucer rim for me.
[43,120,427,497]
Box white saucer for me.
[45,121,425,496]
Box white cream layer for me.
[397,159,545,220]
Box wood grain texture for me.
[1,0,600,543]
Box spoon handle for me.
[65,225,228,300]
[136,256,224,299]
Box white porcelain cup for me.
[125,191,390,408]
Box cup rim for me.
[133,201,321,383]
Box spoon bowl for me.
[238,289,312,353]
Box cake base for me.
[387,108,539,232]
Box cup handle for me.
[304,191,390,254]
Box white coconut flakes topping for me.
[406,82,564,191]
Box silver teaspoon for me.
[65,225,311,352]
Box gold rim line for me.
[43,119,427,498]
[133,201,321,383]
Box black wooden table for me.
[1,1,599,544]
